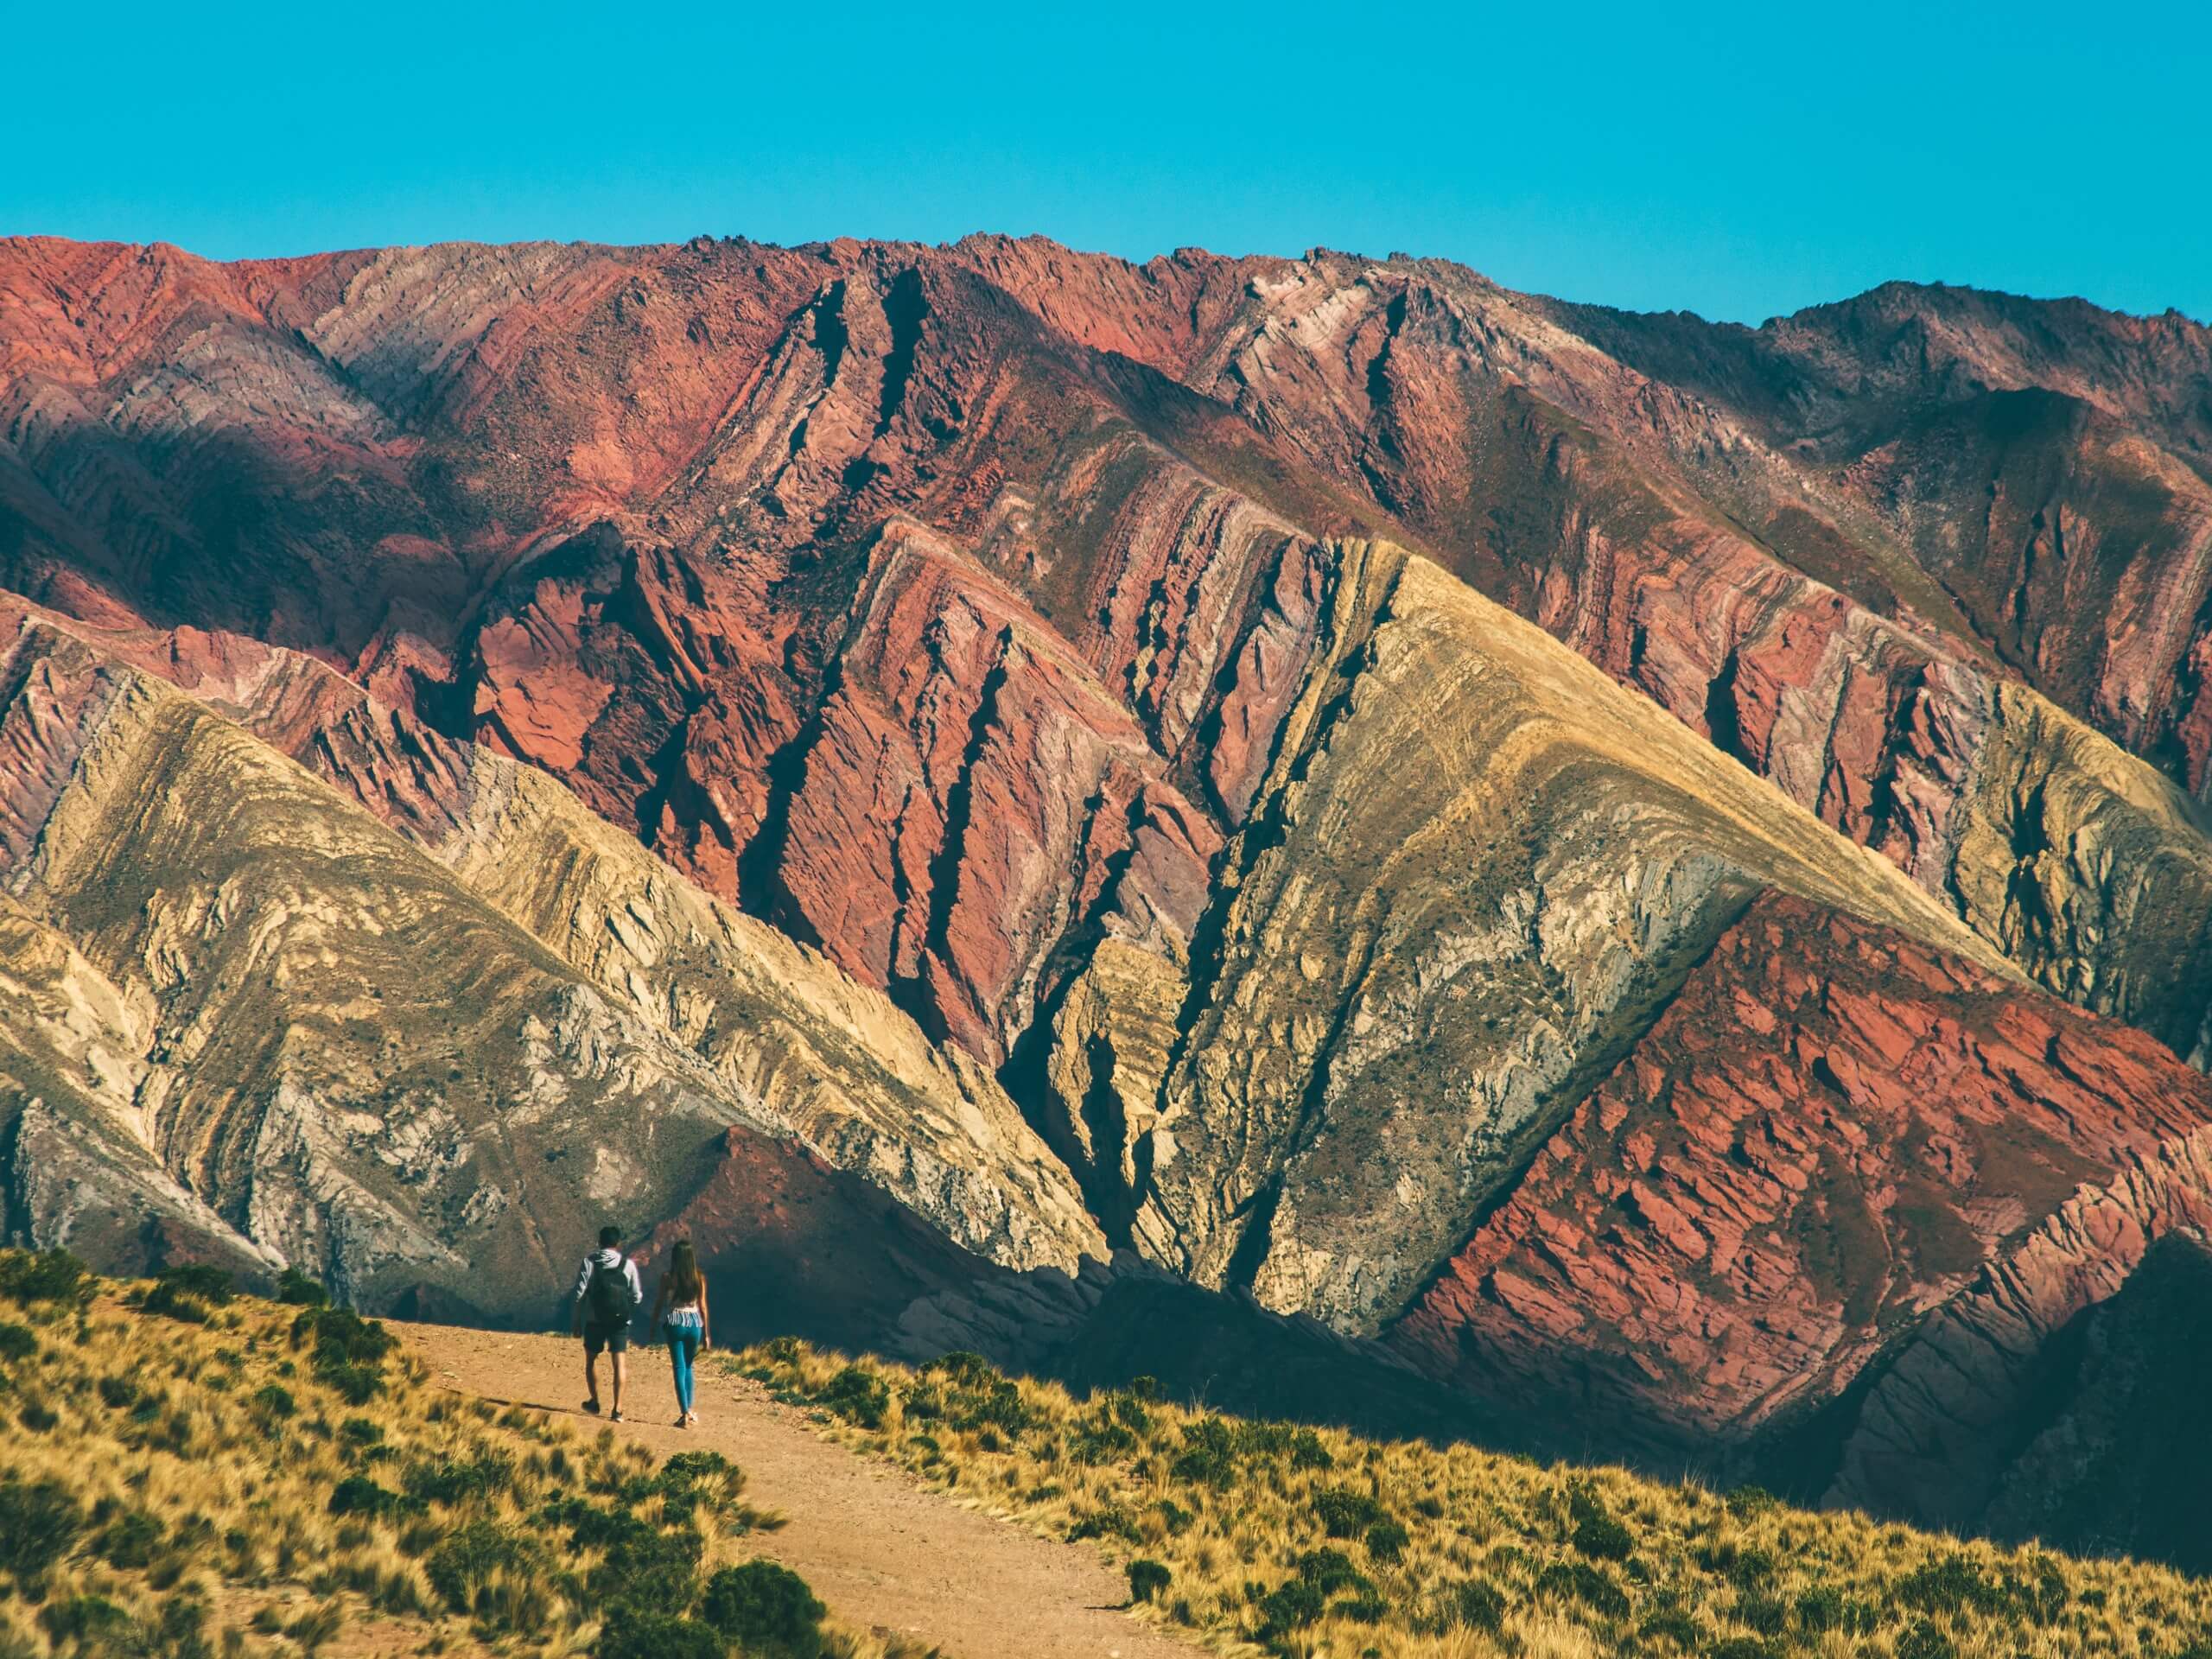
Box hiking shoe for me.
[609,1409,624,1423]
[582,1398,601,1415]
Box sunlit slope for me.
[1044,537,2021,1330]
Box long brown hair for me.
[663,1239,704,1304]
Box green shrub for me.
[40,1595,132,1645]
[595,1612,724,1659]
[92,1507,165,1570]
[1569,1487,1635,1560]
[290,1305,397,1403]
[0,1477,82,1579]
[275,1267,330,1306]
[97,1374,139,1410]
[1170,1417,1239,1488]
[0,1321,36,1363]
[424,1519,547,1611]
[1897,1620,1956,1659]
[404,1452,514,1507]
[1365,1519,1409,1562]
[1128,1560,1172,1604]
[929,1351,999,1388]
[251,1382,297,1420]
[1294,1548,1371,1596]
[1897,1554,2003,1618]
[1707,1638,1781,1659]
[327,1476,407,1519]
[1435,1580,1507,1632]
[701,1560,826,1659]
[0,1248,90,1306]
[1313,1486,1386,1538]
[1535,1560,1631,1619]
[821,1365,891,1430]
[950,1376,1031,1436]
[159,1266,235,1305]
[1068,1503,1141,1542]
[1288,1428,1334,1471]
[1257,1575,1325,1632]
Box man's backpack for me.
[584,1255,638,1327]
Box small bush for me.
[1569,1487,1635,1560]
[1535,1560,1631,1620]
[327,1476,407,1519]
[424,1519,546,1611]
[701,1560,826,1659]
[1128,1559,1172,1604]
[276,1267,330,1306]
[291,1305,397,1403]
[1313,1486,1386,1539]
[404,1451,514,1506]
[96,1373,139,1409]
[92,1508,165,1570]
[1068,1503,1141,1542]
[1288,1428,1335,1471]
[821,1365,891,1431]
[1436,1580,1507,1632]
[251,1382,297,1419]
[1170,1418,1239,1488]
[0,1477,83,1579]
[1707,1639,1782,1659]
[929,1351,999,1388]
[596,1612,724,1659]
[0,1321,37,1363]
[159,1265,236,1305]
[0,1248,90,1306]
[40,1596,132,1645]
[1365,1519,1409,1562]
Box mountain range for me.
[3,232,2209,1569]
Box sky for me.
[5,0,2206,325]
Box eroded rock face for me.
[5,233,2205,1062]
[1386,893,2212,1464]
[0,609,1103,1307]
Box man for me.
[571,1224,643,1421]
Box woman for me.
[649,1240,712,1427]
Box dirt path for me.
[397,1324,1194,1659]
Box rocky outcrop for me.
[0,611,1103,1306]
[1387,893,2212,1465]
[1116,539,2018,1333]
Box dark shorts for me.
[582,1322,630,1357]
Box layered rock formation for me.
[1387,893,2212,1463]
[5,232,2212,1564]
[0,605,1102,1312]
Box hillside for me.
[4,233,2212,1566]
[0,1251,931,1659]
[8,1253,2211,1659]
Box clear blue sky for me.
[7,0,2206,324]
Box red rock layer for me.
[5,232,2211,1058]
[1385,892,2212,1456]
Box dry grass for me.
[733,1339,2212,1659]
[0,1252,934,1659]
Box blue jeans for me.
[664,1319,702,1413]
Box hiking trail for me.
[397,1323,1196,1659]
